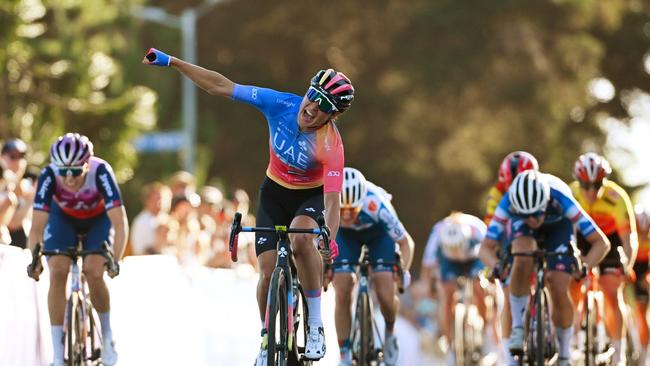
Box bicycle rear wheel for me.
[288,284,311,366]
[267,267,289,366]
[534,287,545,366]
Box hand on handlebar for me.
[107,260,120,279]
[26,260,43,281]
[319,239,338,263]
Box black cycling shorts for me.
[254,177,324,256]
[634,261,650,303]
[578,232,623,272]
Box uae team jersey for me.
[486,173,599,242]
[231,84,344,192]
[339,181,406,242]
[33,157,123,219]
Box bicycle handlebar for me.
[228,212,330,263]
[33,241,119,278]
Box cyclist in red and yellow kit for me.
[569,153,638,365]
[633,204,650,364]
[484,151,538,364]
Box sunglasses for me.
[514,210,545,220]
[4,153,25,161]
[58,166,85,177]
[579,181,603,190]
[306,87,338,114]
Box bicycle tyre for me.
[88,301,102,361]
[535,287,545,366]
[453,303,466,366]
[267,267,289,366]
[353,291,371,365]
[584,291,596,366]
[65,293,82,366]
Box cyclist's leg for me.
[367,229,399,335]
[435,254,460,343]
[83,211,119,365]
[544,219,580,362]
[598,234,625,362]
[290,192,327,358]
[332,229,360,361]
[43,206,75,364]
[633,262,649,363]
[508,219,537,350]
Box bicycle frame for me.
[228,212,329,366]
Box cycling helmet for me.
[310,69,355,112]
[50,133,94,166]
[508,170,550,215]
[573,152,611,185]
[439,220,471,261]
[341,167,367,208]
[498,151,539,188]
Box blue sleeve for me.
[95,163,123,210]
[553,189,598,237]
[33,167,56,212]
[486,194,511,241]
[231,84,300,119]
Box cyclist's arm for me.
[170,57,235,97]
[26,210,48,251]
[0,192,17,226]
[614,185,638,269]
[478,237,500,269]
[582,228,610,269]
[397,231,414,271]
[107,206,128,261]
[323,192,340,241]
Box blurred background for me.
[1,0,650,365]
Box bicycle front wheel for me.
[534,288,545,366]
[267,267,289,366]
[584,291,596,366]
[65,293,84,366]
[453,303,466,366]
[352,291,372,365]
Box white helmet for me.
[439,219,471,261]
[341,167,367,208]
[508,170,550,215]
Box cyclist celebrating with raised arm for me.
[333,168,414,366]
[478,170,610,366]
[143,48,353,364]
[26,133,127,366]
[421,212,488,365]
[569,153,638,365]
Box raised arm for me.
[143,48,235,97]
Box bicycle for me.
[453,272,484,366]
[330,244,404,366]
[580,268,614,366]
[510,250,580,366]
[28,238,118,366]
[228,212,330,366]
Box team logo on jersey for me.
[257,237,267,245]
[327,171,340,177]
[368,201,378,212]
[99,173,114,197]
[304,207,315,212]
[38,175,53,199]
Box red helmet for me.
[498,151,539,189]
[573,153,611,186]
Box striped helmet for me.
[573,153,611,184]
[508,170,550,215]
[50,133,94,166]
[310,69,355,112]
[341,167,367,208]
[498,151,539,188]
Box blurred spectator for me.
[232,188,250,215]
[169,171,196,197]
[130,182,172,255]
[0,162,17,244]
[1,138,34,248]
[168,193,207,265]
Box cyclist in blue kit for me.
[333,168,414,366]
[143,48,355,364]
[26,133,127,366]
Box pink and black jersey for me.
[231,84,344,192]
[33,157,123,219]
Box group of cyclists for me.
[16,44,650,366]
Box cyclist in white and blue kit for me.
[479,170,610,366]
[421,211,488,363]
[333,168,414,366]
